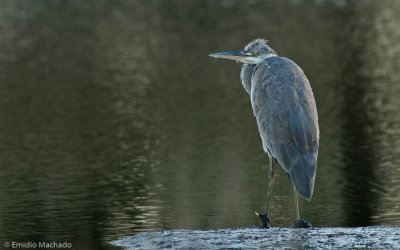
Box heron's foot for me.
[291,219,312,228]
[255,211,271,228]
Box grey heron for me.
[209,39,319,228]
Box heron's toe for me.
[256,212,271,228]
[291,219,312,228]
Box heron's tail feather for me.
[288,154,317,200]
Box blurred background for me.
[0,0,399,249]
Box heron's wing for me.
[251,57,319,199]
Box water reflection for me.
[336,1,380,226]
[0,1,399,249]
[363,0,400,225]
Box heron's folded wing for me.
[251,57,319,199]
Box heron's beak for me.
[209,51,256,64]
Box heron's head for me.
[209,39,277,64]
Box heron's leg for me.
[294,187,300,221]
[291,188,312,228]
[265,157,275,214]
[256,157,275,228]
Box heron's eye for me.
[256,51,260,56]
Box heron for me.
[209,39,319,228]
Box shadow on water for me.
[0,1,400,249]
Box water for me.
[0,0,399,249]
[112,226,400,249]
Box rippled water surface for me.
[0,0,399,249]
[112,226,400,249]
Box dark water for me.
[0,0,399,249]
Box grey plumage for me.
[209,38,319,226]
[248,55,318,199]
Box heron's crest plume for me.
[245,38,268,48]
[245,38,277,55]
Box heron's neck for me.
[240,64,255,94]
